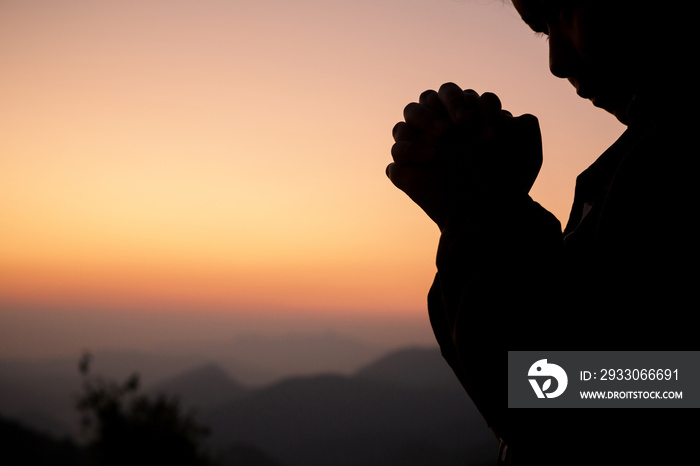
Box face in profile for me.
[511,0,659,124]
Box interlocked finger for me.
[391,140,437,164]
[478,92,503,127]
[403,102,449,137]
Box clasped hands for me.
[386,83,543,231]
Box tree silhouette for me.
[76,352,214,466]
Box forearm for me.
[435,192,562,325]
[428,192,562,442]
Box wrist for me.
[440,188,533,233]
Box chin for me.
[591,95,630,125]
[612,108,630,125]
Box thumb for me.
[509,113,543,193]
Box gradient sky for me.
[0,0,624,358]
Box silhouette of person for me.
[387,1,698,465]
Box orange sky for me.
[0,0,623,358]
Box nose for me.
[548,31,577,79]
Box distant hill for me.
[153,363,249,411]
[199,330,389,384]
[0,339,496,465]
[0,414,85,466]
[0,330,385,435]
[0,364,80,438]
[201,348,496,466]
[0,349,215,438]
[354,346,461,391]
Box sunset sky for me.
[0,0,623,359]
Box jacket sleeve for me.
[427,191,562,445]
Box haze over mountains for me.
[0,331,496,465]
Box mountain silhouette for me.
[0,360,80,438]
[200,330,388,384]
[201,348,496,466]
[153,363,249,411]
[354,346,462,390]
[0,341,496,465]
[0,414,85,466]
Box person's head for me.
[511,0,693,125]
